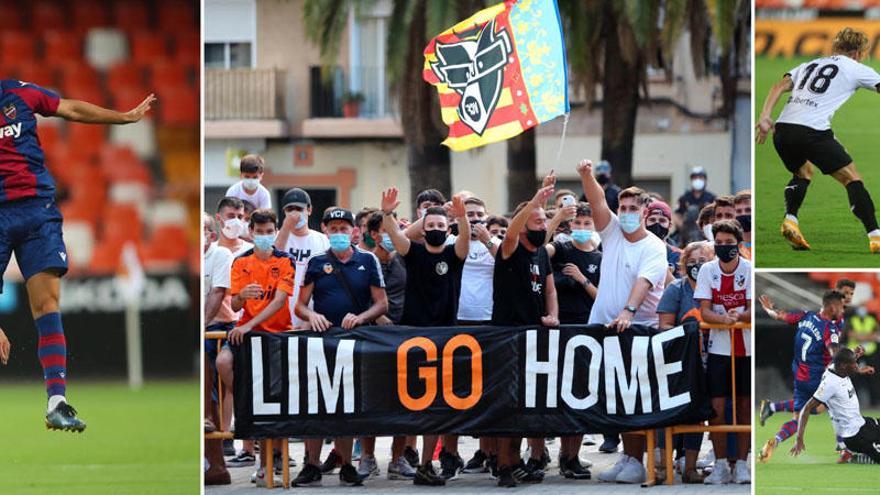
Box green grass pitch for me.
[755,410,880,493]
[0,381,199,495]
[755,55,880,268]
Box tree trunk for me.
[600,7,640,188]
[505,128,537,213]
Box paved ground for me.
[206,435,752,494]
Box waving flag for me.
[423,0,569,151]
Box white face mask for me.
[692,178,706,191]
[702,224,714,241]
[242,178,260,191]
[222,218,246,239]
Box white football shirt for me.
[283,229,330,327]
[813,368,865,439]
[225,181,272,210]
[447,236,495,321]
[777,55,880,131]
[694,257,752,357]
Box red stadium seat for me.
[67,124,108,161]
[57,63,101,90]
[43,30,84,65]
[88,238,126,274]
[102,205,143,244]
[156,86,197,126]
[0,2,24,29]
[173,32,199,66]
[32,0,68,32]
[130,31,169,64]
[149,59,189,88]
[12,64,55,89]
[36,122,61,151]
[71,0,112,31]
[158,0,196,32]
[142,224,189,264]
[112,0,152,33]
[111,87,151,112]
[59,81,107,107]
[61,200,100,226]
[0,32,38,66]
[107,63,145,93]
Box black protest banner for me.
[232,322,711,439]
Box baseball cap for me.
[690,166,707,177]
[282,188,311,208]
[647,200,672,219]
[322,207,355,226]
[595,160,612,175]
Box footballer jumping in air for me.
[0,79,155,432]
[756,28,880,253]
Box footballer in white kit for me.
[756,27,880,254]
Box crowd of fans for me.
[203,156,753,487]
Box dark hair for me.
[423,206,447,219]
[216,196,244,213]
[249,208,277,229]
[833,347,857,367]
[698,204,715,226]
[355,207,378,227]
[241,199,256,214]
[575,202,592,218]
[712,219,743,243]
[714,195,735,210]
[836,278,856,291]
[822,290,845,306]
[416,189,446,206]
[486,215,509,229]
[239,154,265,174]
[618,186,647,204]
[366,211,386,234]
[464,196,486,208]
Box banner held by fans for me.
[423,0,569,151]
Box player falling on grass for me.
[791,348,879,464]
[757,290,846,463]
[0,79,155,432]
[756,28,880,254]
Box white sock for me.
[785,214,798,224]
[47,394,66,412]
[868,229,880,237]
[770,403,777,412]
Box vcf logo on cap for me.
[330,210,346,219]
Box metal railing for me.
[205,68,285,120]
[309,65,394,119]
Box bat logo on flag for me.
[430,20,511,135]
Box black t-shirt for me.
[492,243,552,326]
[381,254,407,324]
[675,189,716,244]
[400,242,464,326]
[550,240,601,324]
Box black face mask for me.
[525,229,547,247]
[646,223,669,240]
[425,229,447,247]
[736,214,751,233]
[596,174,610,185]
[449,223,459,236]
[715,243,739,263]
[686,262,702,282]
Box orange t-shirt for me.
[231,249,295,332]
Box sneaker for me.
[487,454,498,478]
[838,449,854,464]
[759,399,773,426]
[340,463,368,486]
[254,467,283,488]
[697,448,715,471]
[599,454,629,482]
[320,449,342,474]
[615,456,646,484]
[414,463,445,486]
[292,463,323,487]
[582,435,597,446]
[227,450,256,468]
[462,449,488,473]
[388,456,416,480]
[683,469,705,484]
[496,465,516,487]
[439,449,463,480]
[704,459,732,485]
[733,459,751,484]
[45,401,86,432]
[357,454,380,478]
[512,459,544,483]
[403,446,420,469]
[599,435,619,453]
[781,218,810,250]
[559,455,591,480]
[870,234,880,254]
[222,438,236,457]
[758,438,778,463]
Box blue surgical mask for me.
[253,234,275,251]
[295,214,307,229]
[571,229,593,244]
[619,213,641,234]
[381,233,395,253]
[329,233,351,252]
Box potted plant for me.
[341,91,364,117]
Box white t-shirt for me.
[447,236,494,321]
[225,181,272,210]
[203,244,233,298]
[814,368,865,439]
[283,229,330,327]
[694,257,752,356]
[214,239,253,258]
[588,214,667,327]
[777,55,880,131]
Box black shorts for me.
[706,354,751,399]
[773,123,852,175]
[843,417,880,463]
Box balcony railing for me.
[205,68,284,120]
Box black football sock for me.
[784,177,810,218]
[846,180,879,233]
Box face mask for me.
[714,243,739,263]
[736,214,751,233]
[691,178,705,191]
[619,213,641,234]
[380,233,395,253]
[449,223,459,237]
[363,232,376,248]
[596,174,610,185]
[646,223,669,240]
[242,178,260,190]
[253,234,275,252]
[686,262,702,282]
[294,213,307,230]
[425,229,447,247]
[571,229,593,244]
[702,224,714,241]
[329,233,351,252]
[525,228,546,247]
[221,218,246,239]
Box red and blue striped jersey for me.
[785,310,841,384]
[0,80,60,202]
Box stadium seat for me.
[57,63,101,92]
[112,0,152,33]
[107,63,145,93]
[173,32,199,66]
[148,60,190,89]
[60,200,100,226]
[158,0,196,32]
[0,33,38,67]
[149,199,188,227]
[85,28,130,70]
[109,181,150,207]
[130,31,169,65]
[102,204,142,242]
[32,0,68,32]
[62,220,96,270]
[71,0,112,31]
[67,124,108,161]
[156,86,198,126]
[44,30,85,66]
[142,224,189,264]
[109,119,157,160]
[88,238,127,274]
[36,122,62,152]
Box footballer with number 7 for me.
[0,79,155,432]
[756,28,880,254]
